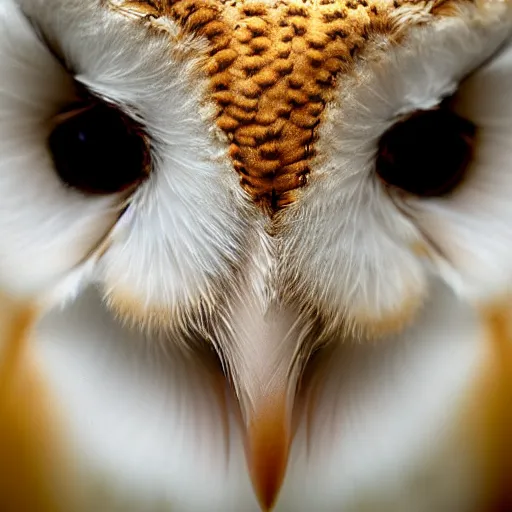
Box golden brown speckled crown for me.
[112,0,447,209]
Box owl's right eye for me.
[375,105,476,197]
[49,101,150,195]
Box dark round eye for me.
[49,102,150,194]
[375,106,476,197]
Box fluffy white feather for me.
[288,1,512,333]
[0,0,119,299]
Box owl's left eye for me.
[49,101,150,195]
[375,105,476,197]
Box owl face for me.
[1,0,512,508]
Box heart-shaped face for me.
[1,0,512,509]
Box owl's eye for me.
[49,102,150,194]
[375,106,476,197]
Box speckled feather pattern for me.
[112,0,457,209]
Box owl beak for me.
[244,393,292,511]
[226,303,303,509]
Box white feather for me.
[0,0,119,299]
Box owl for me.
[0,0,511,510]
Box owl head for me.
[0,0,511,508]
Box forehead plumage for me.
[111,0,424,209]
